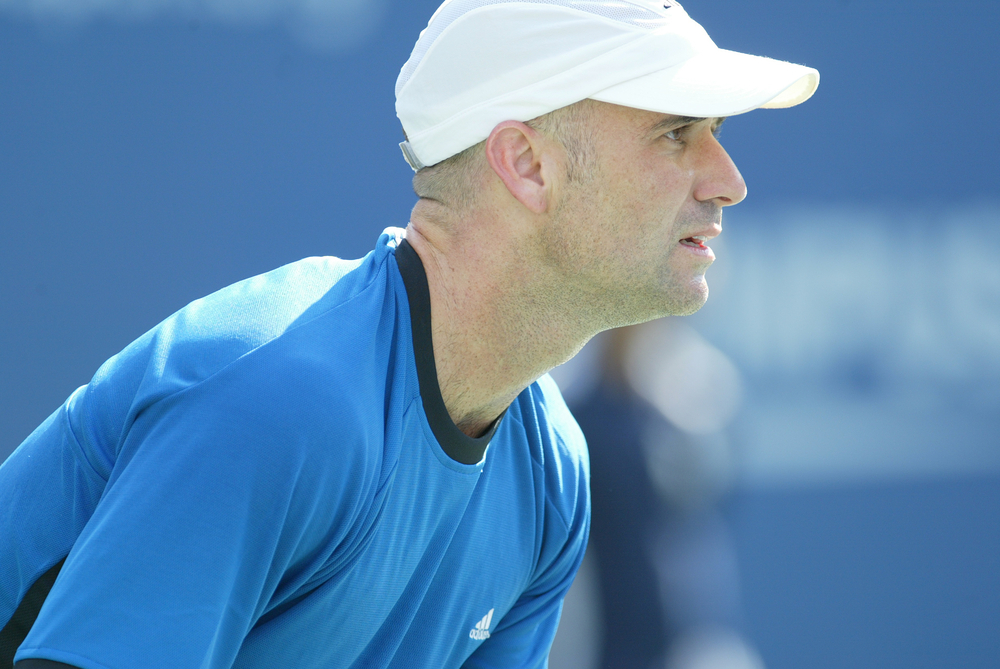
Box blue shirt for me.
[0,229,590,669]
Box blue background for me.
[2,1,998,667]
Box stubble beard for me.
[560,181,719,320]
[609,260,710,326]
[541,210,713,334]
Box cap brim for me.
[590,48,819,118]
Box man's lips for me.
[679,226,721,250]
[680,235,710,249]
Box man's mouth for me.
[680,236,709,249]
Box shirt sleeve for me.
[461,470,591,669]
[0,390,106,633]
[13,364,382,669]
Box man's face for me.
[543,101,746,327]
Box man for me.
[1,1,818,667]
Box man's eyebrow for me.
[647,115,726,134]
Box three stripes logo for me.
[468,608,494,641]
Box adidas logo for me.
[468,608,494,641]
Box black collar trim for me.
[395,238,500,465]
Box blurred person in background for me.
[561,320,761,669]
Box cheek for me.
[574,154,690,241]
[626,173,690,229]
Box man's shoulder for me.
[497,375,590,588]
[167,230,405,362]
[102,230,404,389]
[523,373,588,463]
[74,230,411,454]
[509,374,590,521]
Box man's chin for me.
[665,277,710,317]
[606,276,709,327]
[670,296,708,317]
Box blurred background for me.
[1,0,997,667]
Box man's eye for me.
[664,129,683,141]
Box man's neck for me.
[403,219,593,438]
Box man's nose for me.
[693,136,747,206]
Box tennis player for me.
[1,1,818,667]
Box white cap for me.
[396,0,819,171]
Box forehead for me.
[584,101,710,139]
[588,100,664,129]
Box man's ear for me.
[484,121,557,214]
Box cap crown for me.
[396,0,715,168]
[396,0,682,100]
